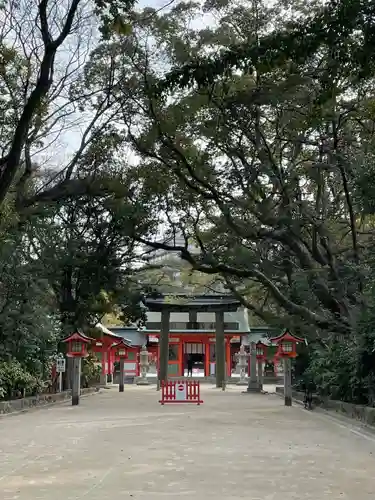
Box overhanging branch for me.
[134,235,349,332]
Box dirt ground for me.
[1,384,375,499]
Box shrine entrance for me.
[143,294,245,388]
[184,342,205,377]
[207,339,232,377]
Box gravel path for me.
[1,384,374,499]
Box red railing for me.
[159,380,203,405]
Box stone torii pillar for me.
[247,341,260,392]
[215,310,226,388]
[158,309,170,387]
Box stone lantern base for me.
[246,380,261,393]
[136,376,150,386]
[236,376,248,386]
[237,381,248,386]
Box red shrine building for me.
[95,294,274,380]
[90,326,140,383]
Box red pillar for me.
[179,340,184,376]
[136,348,140,376]
[107,348,111,375]
[101,349,106,375]
[204,340,209,376]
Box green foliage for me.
[0,182,150,399]
[0,0,156,399]
[81,354,101,388]
[304,343,354,401]
[27,189,152,333]
[136,257,222,296]
[0,228,59,370]
[3,0,375,409]
[301,295,375,405]
[94,0,136,39]
[0,360,43,400]
[81,0,375,405]
[155,0,375,95]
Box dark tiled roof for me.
[143,293,240,312]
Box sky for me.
[35,0,216,176]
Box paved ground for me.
[1,385,375,499]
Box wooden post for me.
[59,371,63,393]
[284,357,292,406]
[119,358,125,393]
[65,356,72,390]
[215,311,225,388]
[71,357,81,406]
[159,309,170,385]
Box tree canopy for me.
[2,0,375,404]
[0,0,151,397]
[71,0,375,403]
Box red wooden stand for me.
[159,380,203,405]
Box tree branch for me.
[134,235,349,332]
[0,0,82,207]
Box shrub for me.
[81,353,101,388]
[0,360,42,400]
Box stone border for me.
[0,387,100,416]
[275,386,375,426]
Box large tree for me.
[0,0,140,215]
[0,225,59,397]
[0,0,173,397]
[25,170,155,333]
[75,0,375,339]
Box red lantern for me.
[270,330,304,358]
[256,341,268,361]
[62,331,92,358]
[111,338,131,359]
